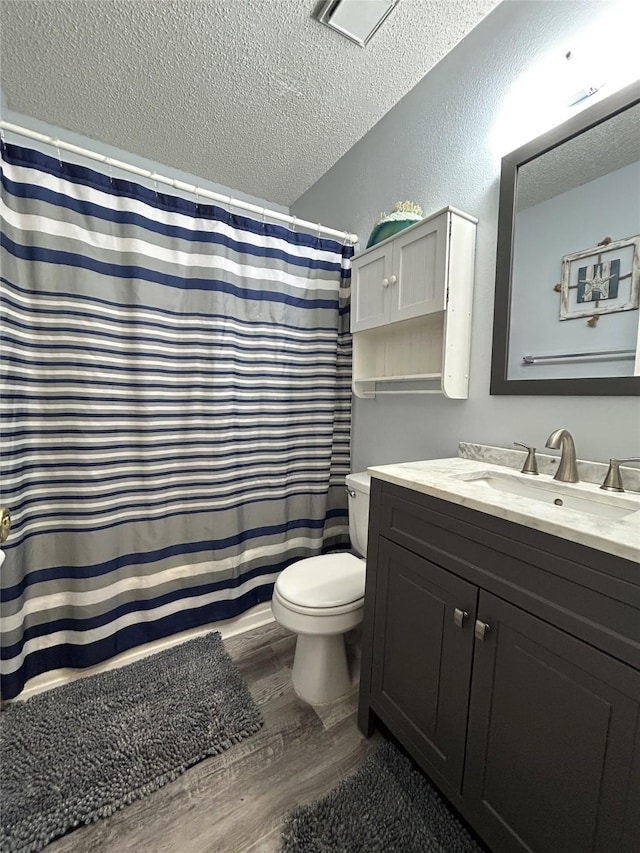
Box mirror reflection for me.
[508,102,640,381]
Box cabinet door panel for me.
[350,244,391,332]
[393,213,447,322]
[371,538,477,791]
[465,592,640,853]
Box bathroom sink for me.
[455,470,640,521]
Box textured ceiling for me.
[0,0,499,206]
[517,101,640,210]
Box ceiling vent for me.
[316,0,399,47]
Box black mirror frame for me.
[490,79,640,396]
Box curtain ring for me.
[53,138,63,169]
[106,157,113,187]
[195,185,201,212]
[150,172,159,197]
[291,215,297,232]
[0,127,6,149]
[262,206,267,224]
[317,223,322,238]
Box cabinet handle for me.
[454,608,468,628]
[389,274,397,284]
[382,277,390,287]
[474,620,491,641]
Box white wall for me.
[291,0,640,470]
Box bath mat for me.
[0,632,263,853]
[281,740,486,853]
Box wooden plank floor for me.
[48,622,382,853]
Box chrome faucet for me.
[545,428,579,483]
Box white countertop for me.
[367,457,640,562]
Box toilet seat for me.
[274,553,365,610]
[273,585,364,618]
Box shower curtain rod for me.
[0,121,359,245]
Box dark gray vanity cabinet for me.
[358,477,640,853]
[370,538,478,791]
[464,592,639,853]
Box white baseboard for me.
[15,602,275,702]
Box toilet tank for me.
[345,472,371,557]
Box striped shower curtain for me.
[0,143,353,700]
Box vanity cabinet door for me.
[370,538,478,792]
[464,592,640,853]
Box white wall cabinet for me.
[350,207,477,399]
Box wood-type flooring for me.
[47,621,381,853]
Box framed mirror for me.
[491,80,640,396]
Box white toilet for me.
[271,472,371,705]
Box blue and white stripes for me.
[0,143,353,699]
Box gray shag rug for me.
[281,741,487,853]
[1,632,263,853]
